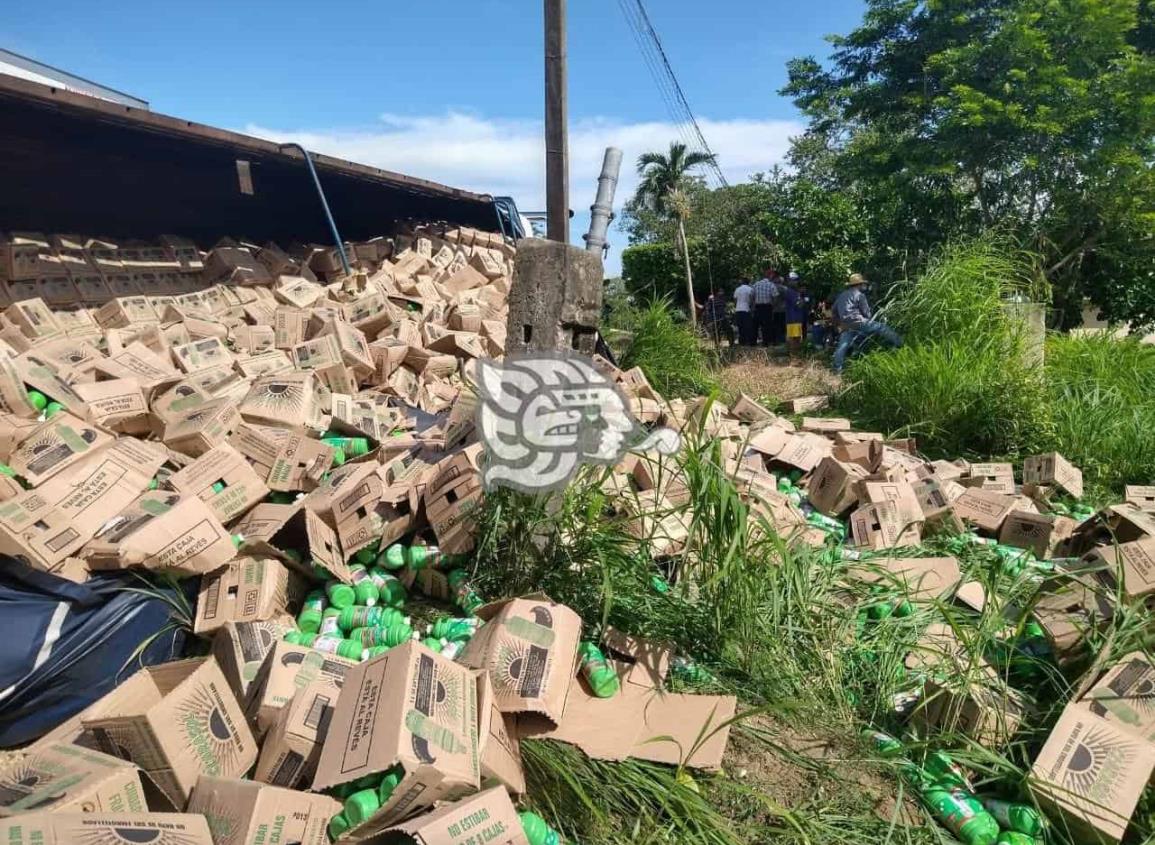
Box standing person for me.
[832,273,903,374]
[701,285,734,346]
[783,273,807,356]
[769,268,788,345]
[752,268,781,347]
[733,277,754,345]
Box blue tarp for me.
[0,561,190,747]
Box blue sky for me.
[2,0,864,273]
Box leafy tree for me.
[633,142,718,326]
[783,0,1155,328]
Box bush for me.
[840,338,1053,458]
[1046,334,1155,494]
[839,238,1053,458]
[621,300,717,399]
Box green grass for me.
[621,299,718,399]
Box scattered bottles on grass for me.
[578,641,620,698]
[519,811,562,845]
[982,799,1043,836]
[862,728,903,757]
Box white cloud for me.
[243,111,802,215]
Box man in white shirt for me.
[732,278,754,345]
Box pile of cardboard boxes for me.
[0,227,744,843]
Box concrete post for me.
[1002,301,1047,369]
[505,238,603,355]
[584,147,622,255]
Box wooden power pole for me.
[544,0,569,243]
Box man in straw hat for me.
[832,272,902,373]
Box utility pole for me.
[544,0,569,243]
[584,147,622,255]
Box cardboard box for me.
[806,457,868,518]
[312,642,480,837]
[0,349,38,418]
[1023,452,1084,500]
[1081,537,1155,602]
[163,398,242,458]
[83,658,257,806]
[16,353,92,418]
[475,674,526,796]
[273,307,310,349]
[84,491,235,577]
[849,500,921,550]
[244,641,358,738]
[426,472,483,555]
[1030,705,1155,843]
[95,296,158,329]
[851,555,962,601]
[187,776,340,845]
[952,488,1017,534]
[0,437,164,572]
[75,379,151,435]
[859,480,925,534]
[291,334,343,371]
[1081,652,1155,743]
[168,444,269,525]
[173,336,234,374]
[253,679,339,789]
[0,742,148,816]
[240,371,329,431]
[0,813,213,844]
[212,618,298,704]
[1124,485,1155,513]
[968,462,1016,494]
[374,787,529,845]
[460,596,581,725]
[8,411,112,487]
[195,558,302,634]
[999,510,1071,559]
[233,503,350,583]
[5,298,63,341]
[266,434,336,492]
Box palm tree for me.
[635,142,717,326]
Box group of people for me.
[699,268,903,373]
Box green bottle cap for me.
[297,610,322,634]
[44,402,64,418]
[354,546,377,565]
[344,789,381,826]
[378,766,404,803]
[422,637,444,652]
[327,582,357,609]
[336,639,366,661]
[211,481,226,494]
[26,390,47,411]
[327,812,351,840]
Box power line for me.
[619,0,729,188]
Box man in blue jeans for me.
[832,273,903,373]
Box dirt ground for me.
[721,714,922,829]
[713,349,842,407]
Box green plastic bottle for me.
[422,637,444,653]
[429,617,479,642]
[519,811,561,845]
[320,608,343,637]
[312,636,365,661]
[670,656,715,685]
[446,569,484,614]
[367,568,408,608]
[349,620,412,649]
[353,546,377,566]
[297,591,327,634]
[323,436,372,457]
[327,812,351,840]
[349,565,380,606]
[578,641,620,698]
[339,606,386,632]
[327,580,357,610]
[995,833,1038,845]
[378,544,407,571]
[377,765,404,803]
[44,401,64,419]
[982,799,1043,836]
[406,544,445,570]
[924,751,971,791]
[344,788,381,826]
[863,729,904,757]
[922,788,999,845]
[26,390,48,411]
